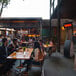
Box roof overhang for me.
[0,17,42,29]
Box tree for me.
[0,0,10,17]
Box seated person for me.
[49,40,54,45]
[28,38,33,47]
[0,38,9,63]
[21,37,27,47]
[0,38,13,74]
[33,39,41,51]
[39,40,44,51]
[31,48,44,66]
[29,38,33,42]
[31,39,44,65]
[8,38,19,54]
[48,39,56,56]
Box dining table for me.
[43,44,54,56]
[7,48,33,59]
[7,48,33,75]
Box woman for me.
[32,39,44,65]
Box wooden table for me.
[22,42,29,44]
[43,44,54,56]
[7,48,33,75]
[43,44,54,48]
[7,48,33,60]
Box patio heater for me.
[64,22,74,58]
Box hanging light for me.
[28,35,31,37]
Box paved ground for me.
[6,60,41,76]
[42,52,76,76]
[6,51,76,76]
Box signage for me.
[64,24,72,28]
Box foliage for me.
[0,0,10,16]
[0,0,10,7]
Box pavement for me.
[42,52,76,76]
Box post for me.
[40,20,42,39]
[50,0,52,38]
[57,0,61,52]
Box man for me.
[0,38,12,75]
[0,38,9,62]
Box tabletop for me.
[7,48,33,60]
[22,41,30,44]
[43,44,54,48]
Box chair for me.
[0,64,3,67]
[0,63,11,76]
[0,64,4,76]
[15,60,25,76]
[52,45,56,52]
[48,45,56,56]
[16,66,25,75]
[0,64,3,70]
[30,48,44,76]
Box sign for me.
[63,22,73,29]
[64,24,72,28]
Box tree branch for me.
[0,1,4,17]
